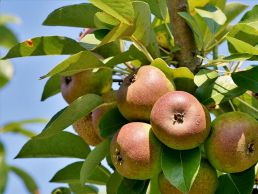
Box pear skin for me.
[205,111,258,173]
[151,91,211,150]
[61,68,112,104]
[110,122,161,180]
[117,65,175,121]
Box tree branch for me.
[167,0,200,72]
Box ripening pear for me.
[117,65,175,121]
[205,111,258,173]
[110,122,161,180]
[151,91,211,150]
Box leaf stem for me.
[229,100,236,112]
[131,36,154,62]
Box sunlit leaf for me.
[89,0,134,25]
[16,132,90,159]
[43,3,99,28]
[3,36,86,59]
[38,94,102,138]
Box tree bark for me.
[167,0,200,72]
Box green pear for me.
[150,91,211,150]
[73,102,115,146]
[110,122,161,180]
[159,159,218,194]
[205,111,258,173]
[61,68,112,104]
[117,65,175,121]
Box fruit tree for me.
[1,0,258,193]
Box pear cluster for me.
[112,65,258,193]
[61,64,258,194]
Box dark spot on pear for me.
[64,76,72,85]
[247,142,255,154]
[173,112,184,124]
[115,148,123,165]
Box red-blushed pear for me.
[61,68,112,104]
[150,91,211,150]
[73,102,116,146]
[110,122,161,180]
[159,159,218,194]
[117,65,175,121]
[205,111,258,173]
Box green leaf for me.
[99,107,128,138]
[194,69,218,87]
[232,92,258,119]
[215,166,255,194]
[178,12,205,50]
[41,51,109,78]
[132,1,151,47]
[240,5,258,29]
[0,60,14,89]
[89,0,134,25]
[0,25,18,49]
[150,58,174,81]
[16,131,90,158]
[196,75,246,107]
[106,171,123,194]
[161,146,201,193]
[171,67,196,93]
[50,161,110,185]
[10,166,38,194]
[80,139,110,184]
[227,36,258,55]
[94,12,119,29]
[51,187,71,194]
[98,22,132,47]
[105,44,148,67]
[141,0,167,19]
[117,179,149,194]
[41,75,61,101]
[148,175,161,194]
[2,36,86,60]
[16,132,90,159]
[232,66,258,93]
[222,2,248,27]
[195,5,226,33]
[38,94,103,138]
[43,3,99,28]
[0,142,8,194]
[1,118,46,138]
[69,184,98,194]
[0,14,21,25]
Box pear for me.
[205,111,258,173]
[73,102,115,146]
[159,160,218,194]
[150,91,211,150]
[61,68,112,104]
[117,65,175,121]
[110,122,161,180]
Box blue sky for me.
[0,0,255,193]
